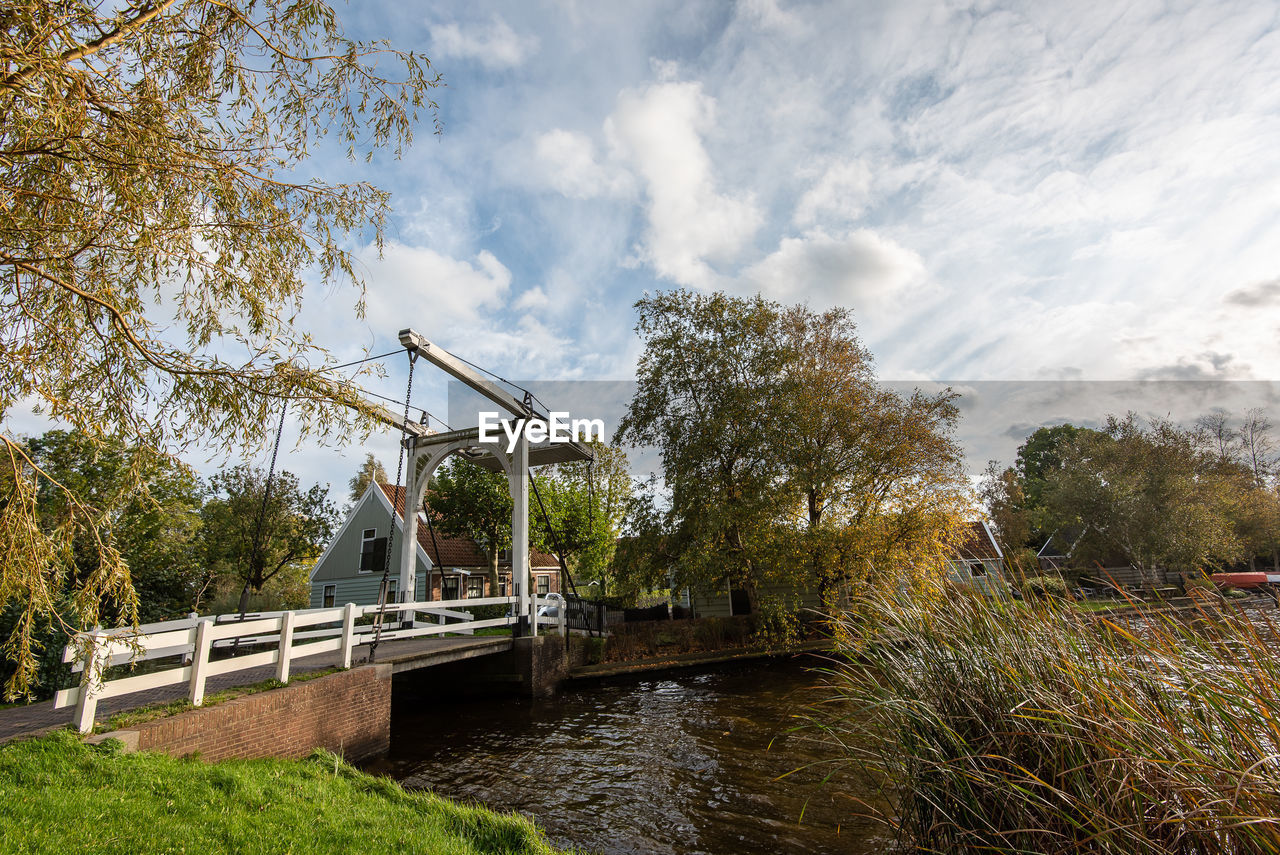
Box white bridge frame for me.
[57,328,589,734]
[58,596,567,733]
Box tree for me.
[25,433,208,624]
[1044,414,1240,585]
[2,429,204,696]
[530,441,631,593]
[201,465,337,613]
[617,291,794,609]
[1,1,438,695]
[348,454,388,507]
[1238,408,1278,488]
[773,305,970,600]
[617,290,971,611]
[1014,424,1097,542]
[979,460,1035,575]
[426,458,512,595]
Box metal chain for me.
[369,352,416,660]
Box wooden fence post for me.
[276,611,296,683]
[71,631,103,734]
[189,618,213,706]
[340,602,357,668]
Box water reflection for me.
[368,658,892,855]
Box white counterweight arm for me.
[398,328,545,422]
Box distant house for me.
[948,520,1006,595]
[308,482,561,608]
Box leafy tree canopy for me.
[425,457,512,593]
[1044,414,1241,584]
[616,290,971,609]
[202,464,336,614]
[0,0,439,695]
[530,441,631,592]
[348,454,389,507]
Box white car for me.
[536,592,565,618]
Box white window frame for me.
[358,528,377,574]
[322,584,337,608]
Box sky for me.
[18,0,1280,495]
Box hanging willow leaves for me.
[0,0,441,697]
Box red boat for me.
[1211,572,1280,589]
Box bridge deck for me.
[0,634,512,745]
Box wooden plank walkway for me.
[0,634,512,745]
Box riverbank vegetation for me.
[983,412,1280,585]
[821,590,1280,853]
[0,731,568,855]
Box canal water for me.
[367,656,893,854]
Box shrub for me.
[813,590,1280,854]
[1021,574,1069,598]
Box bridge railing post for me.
[340,602,358,668]
[189,617,213,706]
[71,629,104,734]
[276,610,296,683]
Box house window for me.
[537,575,550,596]
[383,578,398,604]
[467,577,484,598]
[499,577,508,597]
[322,585,336,608]
[442,576,460,601]
[970,562,987,577]
[359,528,387,574]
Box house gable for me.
[309,483,433,583]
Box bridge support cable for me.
[529,473,595,642]
[231,399,289,651]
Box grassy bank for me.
[819,591,1280,854]
[0,731,570,855]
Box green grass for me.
[471,627,514,637]
[0,731,571,855]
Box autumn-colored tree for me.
[617,290,971,611]
[1044,414,1241,585]
[773,305,970,600]
[0,0,438,696]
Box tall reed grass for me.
[815,591,1280,854]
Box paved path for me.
[0,635,511,745]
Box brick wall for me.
[125,665,391,763]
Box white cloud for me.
[743,229,924,307]
[793,160,873,226]
[532,129,633,199]
[605,81,762,288]
[738,0,810,36]
[358,243,512,334]
[430,15,537,69]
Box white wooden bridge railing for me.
[55,595,567,734]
